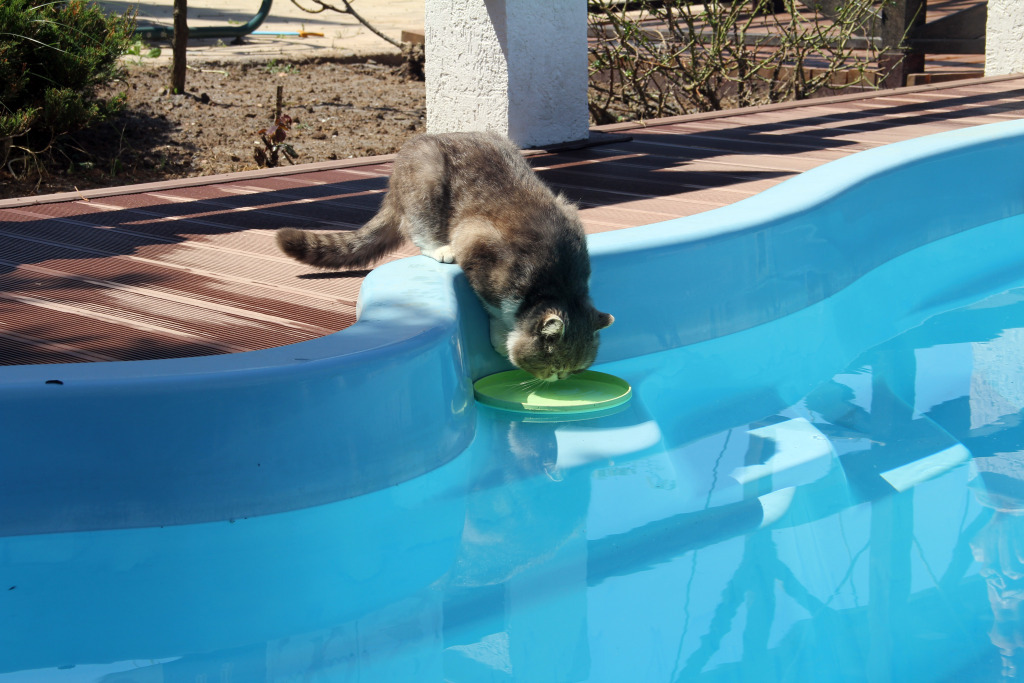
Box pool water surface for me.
[5,211,1024,681]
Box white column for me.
[986,0,1024,76]
[425,0,589,148]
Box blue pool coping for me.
[3,119,1024,536]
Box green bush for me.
[0,0,136,154]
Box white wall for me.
[424,0,589,148]
[986,0,1024,75]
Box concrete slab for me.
[99,0,424,64]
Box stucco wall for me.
[425,0,589,148]
[986,0,1024,75]
[504,0,589,147]
[425,0,509,137]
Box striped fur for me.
[275,202,403,270]
[276,132,613,380]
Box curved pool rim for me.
[3,118,1024,536]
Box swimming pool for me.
[4,119,1024,681]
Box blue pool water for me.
[4,123,1024,681]
[6,215,1024,681]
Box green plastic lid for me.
[473,369,632,415]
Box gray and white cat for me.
[276,131,613,381]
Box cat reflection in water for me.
[276,132,613,381]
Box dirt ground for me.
[1,57,426,200]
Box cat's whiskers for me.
[517,376,548,393]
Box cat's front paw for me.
[427,245,456,264]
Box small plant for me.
[124,39,162,65]
[253,114,298,167]
[264,59,299,75]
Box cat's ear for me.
[541,313,564,339]
[595,312,614,330]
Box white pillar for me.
[986,0,1024,76]
[424,0,589,148]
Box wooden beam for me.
[907,3,987,54]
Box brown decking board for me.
[2,75,1024,366]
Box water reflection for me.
[971,492,1024,680]
[435,294,1019,683]
[583,291,1024,681]
[11,295,1024,681]
[961,328,1024,681]
[443,413,590,682]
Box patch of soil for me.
[0,58,426,200]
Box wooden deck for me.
[2,74,1024,366]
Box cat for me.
[276,131,613,381]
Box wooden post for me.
[878,0,926,88]
[171,0,188,94]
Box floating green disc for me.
[473,369,632,414]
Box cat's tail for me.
[275,203,403,270]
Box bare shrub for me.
[588,0,889,124]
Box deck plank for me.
[2,75,1023,365]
